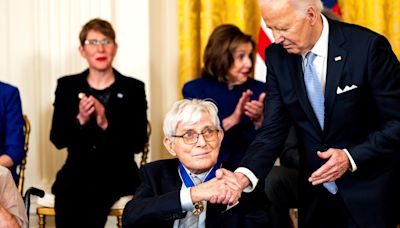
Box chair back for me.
[140,121,152,167]
[18,114,30,194]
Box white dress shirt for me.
[174,166,211,228]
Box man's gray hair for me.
[163,99,221,138]
[259,0,323,16]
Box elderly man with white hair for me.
[123,99,269,228]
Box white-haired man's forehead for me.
[178,109,204,123]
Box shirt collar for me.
[311,14,329,58]
[182,165,211,182]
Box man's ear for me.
[218,130,224,144]
[307,6,318,25]
[163,137,177,157]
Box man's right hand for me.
[233,172,251,192]
[190,177,239,205]
[190,168,243,205]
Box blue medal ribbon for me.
[179,162,221,188]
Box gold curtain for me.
[339,0,400,59]
[177,0,261,95]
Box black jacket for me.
[123,158,269,228]
[51,68,148,199]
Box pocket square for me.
[337,85,358,94]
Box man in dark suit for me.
[122,99,269,228]
[231,0,400,227]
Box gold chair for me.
[36,121,151,228]
[17,114,31,194]
[108,121,151,227]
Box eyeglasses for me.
[172,128,219,145]
[84,39,113,47]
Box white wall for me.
[0,0,178,199]
[149,0,179,160]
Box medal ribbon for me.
[179,162,221,187]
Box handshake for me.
[189,168,250,206]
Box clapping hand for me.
[222,90,252,131]
[244,92,266,129]
[222,90,266,131]
[76,94,108,130]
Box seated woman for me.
[182,24,266,166]
[122,99,269,228]
[50,18,148,228]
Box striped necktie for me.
[179,176,202,227]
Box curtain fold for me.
[178,0,399,95]
[178,0,261,95]
[339,0,400,59]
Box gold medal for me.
[192,201,204,215]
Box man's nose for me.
[195,134,207,146]
[272,30,284,44]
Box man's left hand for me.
[308,148,349,185]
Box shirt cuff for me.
[234,167,259,192]
[180,188,195,211]
[343,148,357,172]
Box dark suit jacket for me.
[240,18,400,227]
[51,69,147,202]
[122,159,269,228]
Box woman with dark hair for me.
[183,24,266,165]
[50,18,148,228]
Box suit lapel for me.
[324,20,347,133]
[290,53,323,132]
[171,159,184,190]
[105,69,121,110]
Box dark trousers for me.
[54,191,116,228]
[265,166,299,228]
[299,189,358,228]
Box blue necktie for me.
[304,52,338,195]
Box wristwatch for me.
[192,201,204,215]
